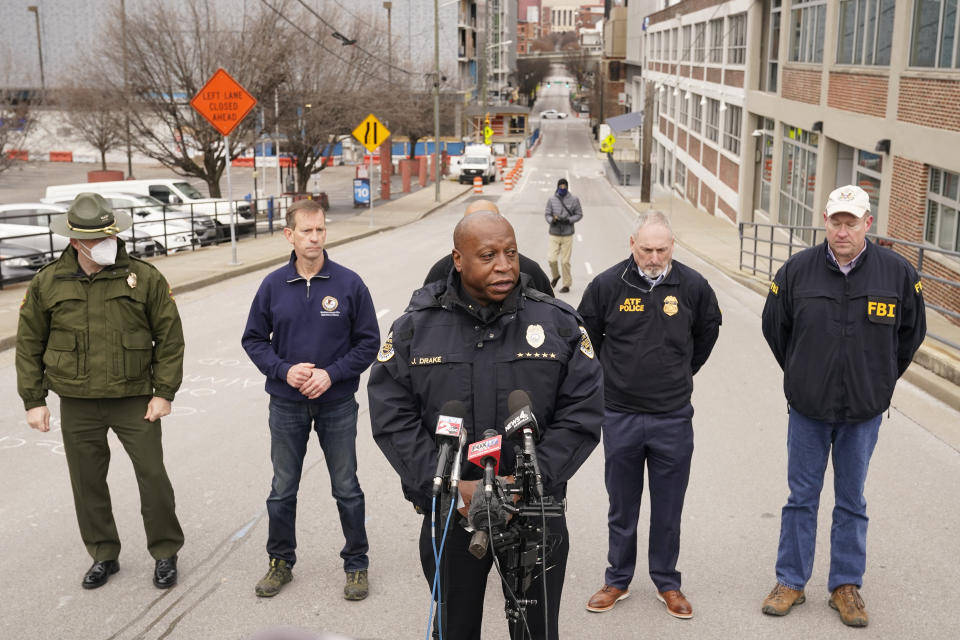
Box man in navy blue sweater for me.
[242,199,380,600]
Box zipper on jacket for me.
[305,279,311,299]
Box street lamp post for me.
[26,6,45,92]
[433,0,440,202]
[384,2,393,85]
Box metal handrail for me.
[739,221,960,350]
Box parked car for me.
[0,203,157,258]
[45,194,201,253]
[539,109,568,119]
[44,178,255,237]
[0,241,52,286]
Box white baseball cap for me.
[825,185,871,218]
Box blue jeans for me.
[266,395,368,571]
[775,408,881,592]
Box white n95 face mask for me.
[78,236,118,266]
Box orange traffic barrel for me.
[473,176,483,193]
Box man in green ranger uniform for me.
[16,193,186,590]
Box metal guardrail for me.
[739,221,960,350]
[0,196,295,289]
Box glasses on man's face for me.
[827,217,865,231]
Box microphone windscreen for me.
[507,389,532,415]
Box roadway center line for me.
[376,308,391,319]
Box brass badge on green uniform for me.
[377,331,395,362]
[127,273,138,289]
[526,324,545,348]
[578,326,595,359]
[663,295,679,316]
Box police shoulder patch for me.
[769,281,780,295]
[377,331,395,362]
[578,325,595,359]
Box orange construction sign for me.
[190,68,257,137]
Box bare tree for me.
[273,6,384,190]
[78,0,293,197]
[58,86,125,170]
[517,58,551,105]
[0,91,33,175]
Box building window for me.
[672,27,679,61]
[855,149,883,221]
[723,105,742,155]
[780,124,820,241]
[758,117,776,215]
[676,159,686,190]
[679,90,689,126]
[710,18,724,63]
[838,0,895,65]
[763,1,783,92]
[682,25,692,61]
[660,86,668,115]
[690,94,703,135]
[910,0,960,67]
[694,23,706,62]
[789,0,827,63]
[925,167,960,250]
[728,13,747,64]
[668,88,676,120]
[704,98,720,143]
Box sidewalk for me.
[605,173,960,413]
[0,179,471,353]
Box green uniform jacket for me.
[16,244,185,410]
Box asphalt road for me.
[2,78,959,640]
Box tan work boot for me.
[830,584,868,627]
[344,569,369,601]
[762,583,806,616]
[255,558,292,597]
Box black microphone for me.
[467,483,507,559]
[504,390,544,496]
[467,429,502,499]
[432,400,467,497]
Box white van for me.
[44,179,255,236]
[458,144,498,185]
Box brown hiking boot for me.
[344,569,369,601]
[762,583,806,616]
[255,558,292,597]
[830,584,868,627]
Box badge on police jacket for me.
[526,324,545,348]
[126,273,138,289]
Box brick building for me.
[640,0,960,316]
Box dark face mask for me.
[557,187,568,197]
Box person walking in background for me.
[544,178,582,293]
[242,199,380,601]
[16,193,186,591]
[760,185,926,627]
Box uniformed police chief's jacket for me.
[16,244,184,409]
[578,256,722,415]
[367,272,604,512]
[762,240,926,423]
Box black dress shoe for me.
[82,559,119,589]
[153,556,178,589]
[550,275,561,288]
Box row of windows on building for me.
[774,0,960,68]
[654,85,743,156]
[652,114,960,253]
[647,13,747,65]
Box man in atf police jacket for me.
[578,210,721,620]
[368,211,603,640]
[760,185,926,628]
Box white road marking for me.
[376,308,391,319]
[548,153,555,157]
[576,233,583,242]
[585,262,594,275]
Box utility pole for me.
[121,0,133,178]
[384,2,393,84]
[433,0,441,202]
[26,6,45,92]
